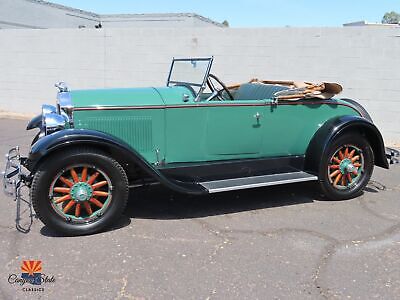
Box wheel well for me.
[305,119,389,174]
[32,143,146,183]
[336,125,387,169]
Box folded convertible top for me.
[229,79,343,101]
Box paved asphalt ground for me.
[0,118,399,300]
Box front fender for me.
[305,115,389,174]
[27,129,207,195]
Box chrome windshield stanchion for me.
[2,147,34,233]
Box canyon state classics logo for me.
[8,260,56,292]
[21,260,42,285]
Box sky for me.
[50,0,399,27]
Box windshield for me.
[167,57,213,97]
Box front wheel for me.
[319,133,374,200]
[31,148,129,235]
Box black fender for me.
[305,115,389,175]
[27,129,207,195]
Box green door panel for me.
[205,101,264,158]
[74,109,165,163]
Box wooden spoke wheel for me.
[327,145,364,190]
[31,148,128,236]
[49,165,112,223]
[319,133,374,200]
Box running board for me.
[200,171,318,193]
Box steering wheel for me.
[206,74,234,101]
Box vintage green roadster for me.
[2,57,399,235]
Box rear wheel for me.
[31,148,129,235]
[319,133,374,200]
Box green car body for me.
[72,87,359,164]
[3,57,395,235]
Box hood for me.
[70,86,195,108]
[70,87,164,108]
[70,86,194,108]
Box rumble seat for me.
[234,83,289,100]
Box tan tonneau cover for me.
[229,79,343,100]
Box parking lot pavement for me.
[0,118,399,300]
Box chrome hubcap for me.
[70,182,93,203]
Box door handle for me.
[254,112,261,121]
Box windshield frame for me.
[166,57,214,102]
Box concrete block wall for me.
[0,27,399,144]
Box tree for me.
[222,20,229,27]
[382,11,400,24]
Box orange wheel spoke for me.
[54,187,70,194]
[87,172,100,185]
[89,198,103,208]
[81,167,88,182]
[333,157,341,164]
[344,147,349,158]
[55,194,71,204]
[59,176,74,188]
[70,168,80,183]
[347,173,352,183]
[348,149,355,159]
[330,170,341,178]
[334,173,342,186]
[75,204,81,217]
[93,191,108,197]
[63,200,76,213]
[92,181,108,190]
[83,202,93,215]
[338,150,344,160]
[351,156,360,163]
[353,163,362,167]
[341,175,346,186]
[330,165,340,170]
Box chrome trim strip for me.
[73,101,355,112]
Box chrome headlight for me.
[41,104,68,135]
[42,104,57,115]
[43,113,66,135]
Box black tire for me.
[31,147,129,236]
[319,133,374,200]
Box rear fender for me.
[305,115,389,175]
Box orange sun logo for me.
[21,260,42,276]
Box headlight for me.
[32,82,74,139]
[43,113,66,135]
[41,104,68,135]
[42,104,57,115]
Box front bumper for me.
[2,147,34,233]
[2,147,28,197]
[386,147,400,165]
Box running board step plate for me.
[200,172,318,193]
